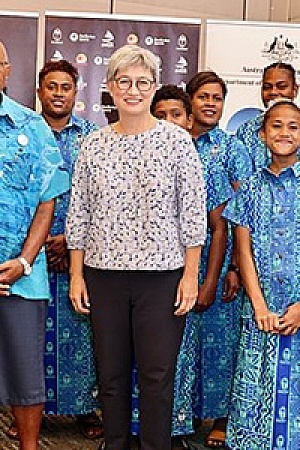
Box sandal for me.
[205,417,227,448]
[6,423,19,440]
[7,416,48,441]
[77,412,104,440]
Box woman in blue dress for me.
[179,71,253,448]
[223,100,300,450]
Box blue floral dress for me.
[223,163,300,450]
[191,127,252,422]
[44,115,100,415]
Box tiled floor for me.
[0,409,227,449]
[0,409,102,450]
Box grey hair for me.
[106,45,160,84]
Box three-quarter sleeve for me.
[176,135,207,247]
[66,140,91,250]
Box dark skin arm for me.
[46,233,68,272]
[0,199,55,296]
[222,179,241,301]
[195,203,228,312]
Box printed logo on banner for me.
[93,55,110,66]
[69,32,79,42]
[127,33,139,45]
[69,32,96,43]
[75,101,86,112]
[77,76,87,91]
[101,30,115,48]
[175,56,188,74]
[76,53,88,64]
[144,35,170,46]
[51,50,64,60]
[262,34,299,63]
[176,34,189,51]
[51,28,63,45]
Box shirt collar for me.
[195,125,221,145]
[0,93,25,126]
[263,160,300,178]
[52,114,83,134]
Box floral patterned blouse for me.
[66,120,207,271]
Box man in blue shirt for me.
[0,41,68,450]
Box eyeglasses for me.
[114,76,155,92]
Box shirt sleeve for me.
[66,139,91,250]
[176,134,207,247]
[222,181,252,228]
[37,120,70,202]
[224,135,253,183]
[207,167,234,212]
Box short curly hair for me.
[38,59,79,87]
[150,84,192,117]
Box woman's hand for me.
[193,280,217,312]
[222,271,241,302]
[277,303,300,335]
[255,306,280,333]
[69,273,90,315]
[174,273,198,316]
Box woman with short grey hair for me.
[66,44,206,450]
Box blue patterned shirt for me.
[66,120,207,271]
[223,162,300,317]
[236,114,272,172]
[195,125,253,184]
[51,114,99,236]
[0,94,69,299]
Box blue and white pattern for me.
[0,93,68,300]
[223,163,300,450]
[44,115,100,415]
[66,120,207,271]
[236,114,272,172]
[192,127,252,421]
[171,126,252,435]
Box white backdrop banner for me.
[205,20,300,132]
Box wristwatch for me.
[18,257,32,276]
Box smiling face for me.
[107,64,156,119]
[261,103,300,166]
[152,98,193,130]
[261,67,298,108]
[38,70,77,122]
[190,82,224,133]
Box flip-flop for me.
[204,417,228,449]
[6,423,19,440]
[77,412,104,440]
[7,416,48,441]
[205,428,226,448]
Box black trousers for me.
[85,267,185,450]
